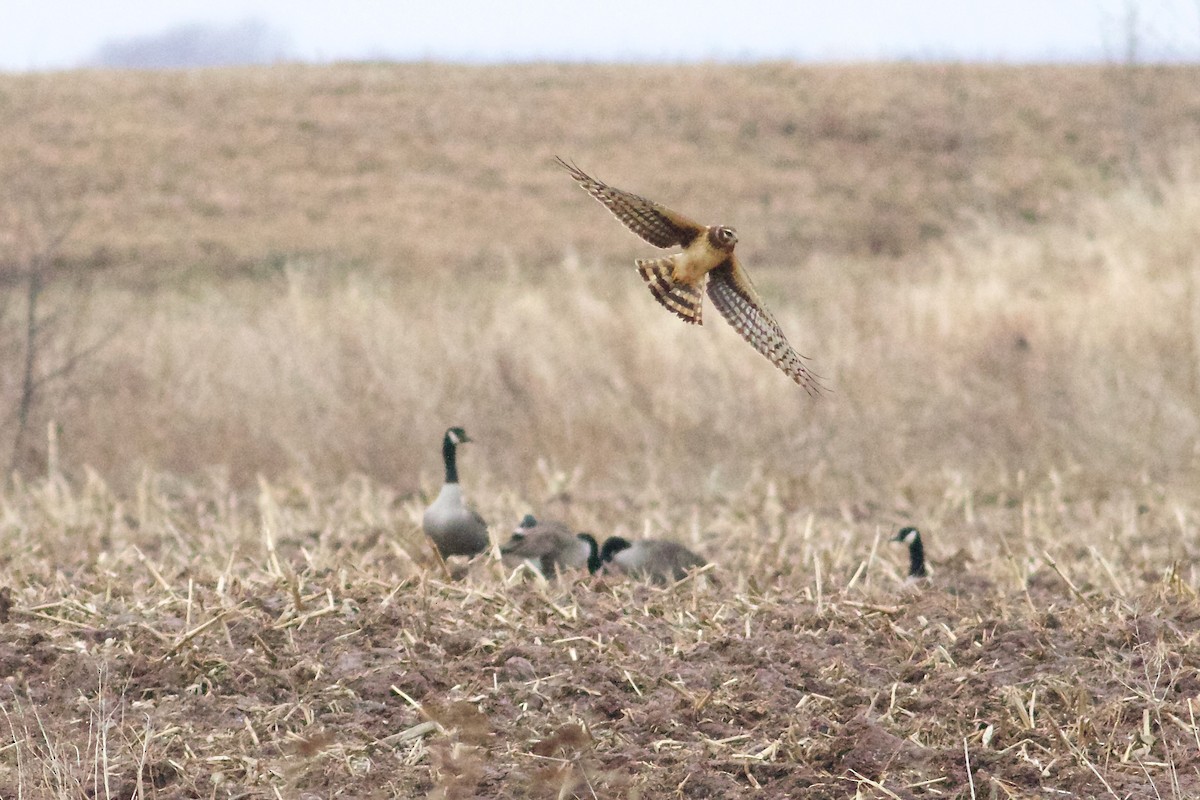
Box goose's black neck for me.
[442,433,459,485]
[908,535,927,578]
[578,534,601,573]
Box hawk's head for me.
[709,226,738,251]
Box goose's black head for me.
[506,513,537,542]
[600,536,632,564]
[892,527,927,579]
[444,427,470,446]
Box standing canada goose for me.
[422,427,488,558]
[599,536,706,583]
[892,527,928,579]
[499,514,600,578]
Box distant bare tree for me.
[1120,1,1145,182]
[1103,0,1200,183]
[91,18,290,69]
[0,167,115,476]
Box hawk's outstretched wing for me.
[706,257,823,395]
[557,157,704,249]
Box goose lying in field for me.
[500,517,705,583]
[422,427,489,558]
[892,526,928,580]
[892,526,1006,596]
[499,514,599,578]
[598,536,707,583]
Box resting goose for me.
[422,427,488,558]
[599,536,706,583]
[500,514,599,578]
[892,526,928,579]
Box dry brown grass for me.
[0,62,1198,490]
[26,163,1200,500]
[0,61,1199,797]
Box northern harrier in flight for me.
[557,158,822,394]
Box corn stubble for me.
[0,469,1197,796]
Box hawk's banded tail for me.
[636,257,703,325]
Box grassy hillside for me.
[4,62,1200,274]
[1,62,1199,492]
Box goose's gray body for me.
[500,515,595,578]
[422,427,488,558]
[601,537,706,583]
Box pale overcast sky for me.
[3,0,1200,71]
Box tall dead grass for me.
[1,63,1199,501]
[21,158,1195,503]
